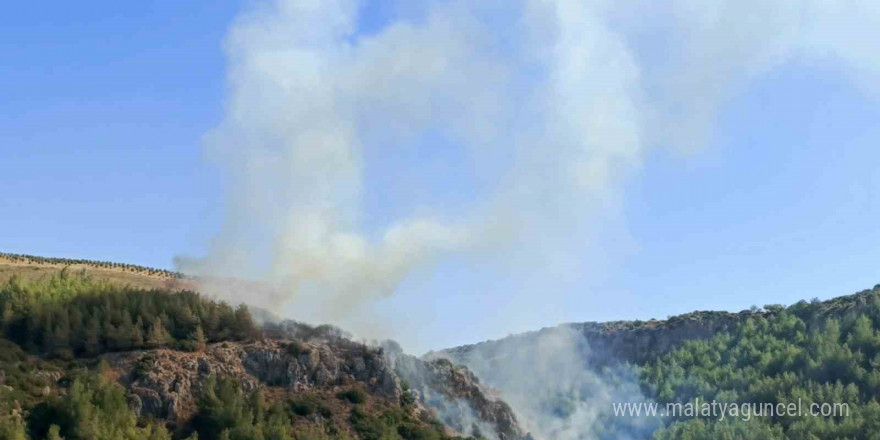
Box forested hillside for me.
[646,287,880,439]
[0,268,519,440]
[442,285,880,440]
[3,253,880,440]
[0,269,257,358]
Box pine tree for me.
[132,317,145,349]
[103,314,120,351]
[146,317,171,348]
[203,307,220,336]
[69,306,86,353]
[847,314,879,357]
[24,308,42,352]
[249,388,266,423]
[177,305,199,340]
[190,324,207,352]
[1,302,14,334]
[118,313,136,350]
[51,314,72,359]
[85,316,102,357]
[232,304,256,340]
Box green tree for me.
[145,318,171,348]
[0,416,29,440]
[51,311,73,359]
[47,425,64,440]
[84,316,102,356]
[233,305,257,341]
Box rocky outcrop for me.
[417,359,526,440]
[439,310,750,368]
[103,338,400,425]
[102,335,528,439]
[385,342,530,440]
[566,311,747,365]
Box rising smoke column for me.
[193,0,644,333]
[188,1,880,437]
[191,0,880,341]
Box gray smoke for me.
[183,0,880,341]
[184,0,880,437]
[188,0,880,340]
[385,341,505,440]
[430,326,660,440]
[190,0,646,334]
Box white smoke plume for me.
[187,0,880,342]
[429,325,660,440]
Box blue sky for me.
[0,2,235,265]
[3,1,879,351]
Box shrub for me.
[336,390,366,405]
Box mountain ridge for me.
[436,284,880,366]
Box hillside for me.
[0,253,192,291]
[435,285,880,440]
[0,267,526,440]
[4,253,880,439]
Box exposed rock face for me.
[103,338,400,425]
[440,310,749,368]
[385,342,529,440]
[417,359,526,440]
[103,334,528,439]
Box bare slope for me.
[0,252,193,291]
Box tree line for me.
[0,253,184,279]
[0,270,257,359]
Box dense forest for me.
[0,270,257,358]
[642,286,880,439]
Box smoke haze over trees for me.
[182,0,880,351]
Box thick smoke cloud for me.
[189,0,880,340]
